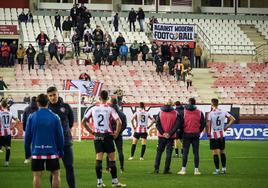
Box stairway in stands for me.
[239,25,268,47]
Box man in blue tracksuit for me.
[47,86,76,188]
[24,94,64,188]
[119,42,128,64]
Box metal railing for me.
[254,44,268,63]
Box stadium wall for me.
[0,0,29,8]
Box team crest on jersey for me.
[60,107,66,113]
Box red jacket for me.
[1,46,10,57]
[183,105,205,134]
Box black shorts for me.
[94,133,115,154]
[133,132,148,140]
[210,138,225,150]
[31,159,60,172]
[0,135,11,147]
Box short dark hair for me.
[37,94,49,107]
[1,99,8,108]
[140,102,145,109]
[211,98,219,106]
[188,98,196,105]
[175,101,181,106]
[31,96,37,102]
[100,90,109,101]
[47,86,58,93]
[111,98,118,106]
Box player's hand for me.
[224,127,229,131]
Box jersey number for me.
[140,115,146,123]
[216,116,221,126]
[2,115,10,128]
[97,114,104,127]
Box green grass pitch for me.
[0,140,268,188]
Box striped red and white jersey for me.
[84,103,119,134]
[0,110,15,136]
[208,109,231,139]
[133,109,153,133]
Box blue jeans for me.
[139,19,144,32]
[39,65,45,70]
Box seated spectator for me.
[116,33,125,52]
[130,40,139,64]
[62,16,72,39]
[26,44,36,72]
[23,93,31,104]
[79,73,91,81]
[26,11,33,23]
[48,41,61,64]
[83,40,94,54]
[18,11,27,23]
[93,44,103,66]
[36,31,49,52]
[93,25,104,42]
[59,44,66,61]
[36,50,46,71]
[17,44,26,69]
[119,42,128,65]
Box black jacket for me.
[9,43,18,54]
[116,36,125,46]
[62,20,72,31]
[22,100,38,131]
[26,47,36,63]
[93,48,103,61]
[111,104,127,135]
[141,44,149,54]
[48,43,58,54]
[48,98,74,146]
[36,33,49,46]
[70,7,79,19]
[113,14,119,27]
[54,15,61,27]
[36,52,46,65]
[128,10,136,22]
[137,10,145,20]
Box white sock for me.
[222,167,226,171]
[112,178,118,184]
[195,168,199,172]
[181,167,186,171]
[97,179,103,184]
[216,169,220,172]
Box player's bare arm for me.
[113,118,122,139]
[224,116,236,131]
[148,117,156,129]
[82,117,94,134]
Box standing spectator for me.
[79,3,87,18]
[18,11,27,23]
[119,42,128,64]
[186,68,194,90]
[163,62,169,77]
[195,45,202,68]
[70,4,79,27]
[155,53,164,76]
[54,12,61,32]
[168,44,175,61]
[62,17,73,39]
[141,42,149,64]
[83,30,92,46]
[26,44,36,72]
[1,43,10,67]
[72,32,80,57]
[161,42,169,63]
[154,100,182,174]
[24,94,64,188]
[177,98,206,176]
[113,12,119,32]
[0,42,3,67]
[22,96,38,164]
[93,31,103,47]
[77,17,86,40]
[48,41,61,64]
[151,42,159,63]
[128,8,136,32]
[92,26,104,43]
[36,50,46,71]
[51,35,59,47]
[130,40,139,64]
[102,42,110,65]
[26,11,33,23]
[181,42,190,59]
[108,45,118,65]
[182,56,190,81]
[59,44,66,61]
[23,93,31,104]
[114,86,124,106]
[17,44,26,69]
[173,46,181,62]
[93,44,103,67]
[36,31,50,52]
[137,8,145,32]
[103,32,112,46]
[0,76,8,98]
[175,59,183,81]
[168,56,176,76]
[9,41,17,66]
[83,9,92,25]
[149,16,158,31]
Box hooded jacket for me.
[23,100,39,131]
[156,105,182,139]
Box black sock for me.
[109,161,117,179]
[175,148,179,155]
[141,145,146,158]
[213,155,220,169]
[5,149,10,161]
[181,149,184,155]
[221,153,226,168]
[131,144,136,157]
[95,160,102,179]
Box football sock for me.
[5,148,10,162]
[213,155,220,170]
[141,145,146,158]
[109,161,117,179]
[131,144,136,157]
[221,153,226,168]
[175,148,179,155]
[96,160,102,179]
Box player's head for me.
[110,98,118,106]
[37,94,49,108]
[1,99,8,109]
[47,86,59,104]
[174,101,181,106]
[211,98,219,108]
[99,90,109,102]
[188,98,196,105]
[139,102,145,109]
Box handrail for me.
[253,44,268,63]
[195,24,212,59]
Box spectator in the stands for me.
[18,11,27,23]
[48,41,61,64]
[128,8,136,32]
[137,8,145,32]
[151,42,159,63]
[181,42,190,58]
[51,35,59,47]
[0,76,8,98]
[93,44,103,67]
[83,9,92,25]
[168,56,176,76]
[141,42,149,64]
[149,16,158,31]
[116,33,126,53]
[62,16,72,39]
[79,3,87,18]
[7,95,14,107]
[194,44,202,68]
[119,42,128,65]
[23,93,31,104]
[83,40,94,55]
[168,44,175,61]
[114,86,124,106]
[9,41,17,66]
[93,31,103,47]
[70,4,79,27]
[113,12,119,32]
[108,44,118,65]
[175,58,183,81]
[182,56,190,82]
[26,44,36,72]
[79,73,91,81]
[173,45,181,62]
[26,11,33,23]
[36,31,49,52]
[77,16,86,39]
[163,62,169,77]
[186,68,193,90]
[155,53,164,76]
[54,12,61,32]
[103,32,112,46]
[36,50,46,71]
[102,42,110,65]
[83,30,92,46]
[83,25,92,36]
[161,42,169,63]
[72,31,80,57]
[93,25,104,43]
[130,40,139,64]
[1,43,10,67]
[17,44,26,69]
[59,44,66,61]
